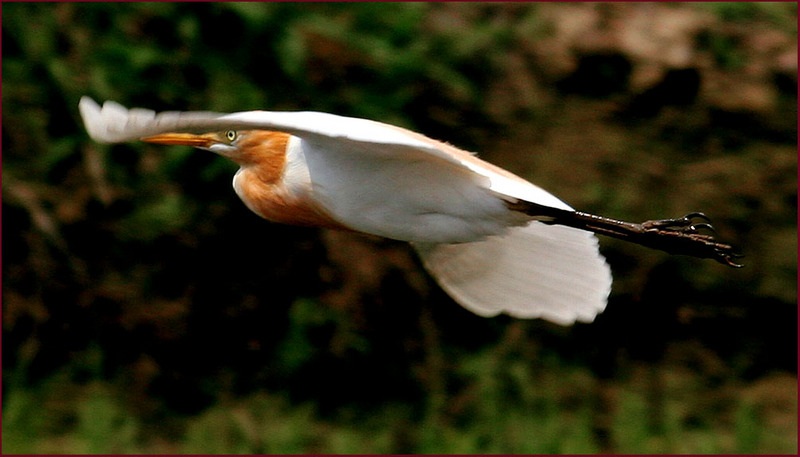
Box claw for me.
[690,222,716,234]
[683,212,711,223]
[718,250,745,268]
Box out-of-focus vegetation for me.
[2,2,796,454]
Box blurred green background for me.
[2,2,797,454]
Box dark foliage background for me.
[2,2,797,453]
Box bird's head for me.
[141,130,290,168]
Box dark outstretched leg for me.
[508,201,744,268]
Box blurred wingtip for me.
[78,96,111,143]
[79,97,144,144]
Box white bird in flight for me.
[79,97,741,326]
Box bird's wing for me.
[79,97,571,212]
[414,222,612,325]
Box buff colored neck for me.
[231,131,346,229]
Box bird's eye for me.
[225,130,237,142]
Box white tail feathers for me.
[415,221,612,325]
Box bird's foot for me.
[641,212,711,231]
[639,212,744,268]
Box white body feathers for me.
[79,97,612,325]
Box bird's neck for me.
[232,134,346,230]
[233,131,290,181]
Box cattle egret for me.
[78,97,742,325]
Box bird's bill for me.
[141,132,217,148]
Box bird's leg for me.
[507,201,744,268]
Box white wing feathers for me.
[80,97,431,147]
[79,97,571,212]
[414,223,611,325]
[79,97,612,325]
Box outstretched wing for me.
[79,97,571,212]
[415,223,612,325]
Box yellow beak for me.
[141,132,217,148]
